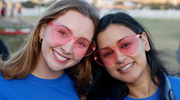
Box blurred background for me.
[0,0,180,76]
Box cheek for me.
[134,42,148,66]
[42,30,57,47]
[42,36,51,48]
[105,66,116,76]
[73,53,84,61]
[40,33,56,56]
[136,40,146,56]
[43,26,55,43]
[41,40,50,58]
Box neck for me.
[32,53,64,79]
[126,69,159,99]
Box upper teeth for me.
[120,63,133,71]
[53,50,68,61]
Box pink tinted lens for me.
[51,25,73,45]
[117,35,139,55]
[74,39,96,57]
[94,47,115,67]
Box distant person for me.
[18,5,22,20]
[0,7,5,18]
[0,39,9,61]
[10,3,15,18]
[88,10,180,100]
[0,0,99,100]
[0,1,7,19]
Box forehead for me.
[97,24,135,48]
[52,10,95,40]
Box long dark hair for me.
[87,10,168,100]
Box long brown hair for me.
[0,0,99,99]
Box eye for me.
[76,38,90,48]
[55,26,70,38]
[121,42,131,48]
[58,31,67,37]
[103,51,114,57]
[77,41,86,47]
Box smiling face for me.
[38,10,94,76]
[97,24,150,83]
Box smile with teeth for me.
[53,50,68,61]
[119,63,133,71]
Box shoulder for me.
[0,73,13,93]
[168,76,180,84]
[62,72,75,85]
[0,73,8,83]
[168,76,180,88]
[168,76,180,99]
[0,73,20,87]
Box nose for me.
[61,39,74,55]
[114,49,127,64]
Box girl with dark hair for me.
[0,0,99,100]
[88,10,180,100]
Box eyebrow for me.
[60,24,91,42]
[54,22,91,43]
[56,24,73,34]
[99,46,111,50]
[99,35,128,50]
[78,37,91,43]
[117,36,128,43]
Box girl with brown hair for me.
[0,0,99,100]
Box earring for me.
[145,45,150,51]
[39,38,43,43]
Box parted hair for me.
[0,0,99,99]
[87,10,168,100]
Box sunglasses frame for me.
[93,33,142,67]
[48,21,96,57]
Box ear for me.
[141,32,150,51]
[39,24,46,39]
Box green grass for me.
[137,18,180,53]
[136,18,180,75]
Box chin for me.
[49,66,64,72]
[123,74,139,83]
[126,78,138,83]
